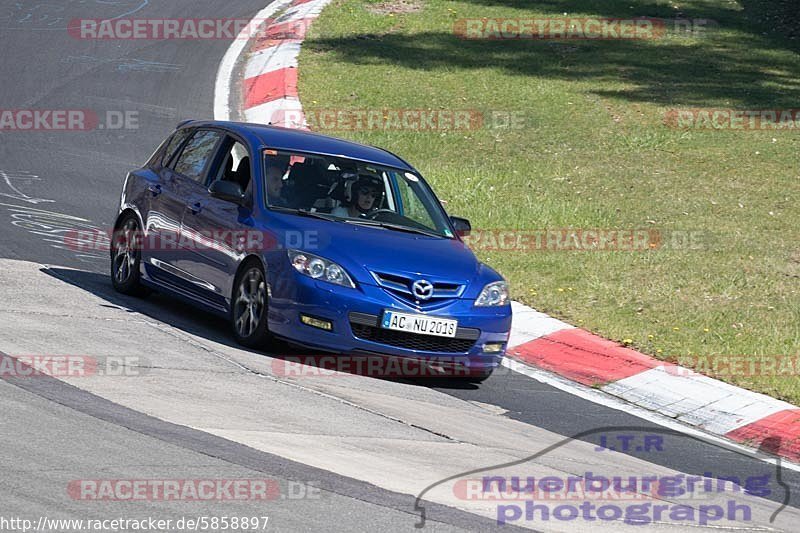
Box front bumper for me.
[266,266,512,374]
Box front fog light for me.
[301,314,333,331]
[483,342,505,354]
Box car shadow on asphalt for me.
[41,267,482,390]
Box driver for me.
[332,174,384,218]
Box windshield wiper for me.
[345,219,444,238]
[271,207,446,238]
[269,206,340,222]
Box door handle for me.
[147,184,162,197]
[189,202,204,215]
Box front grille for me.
[349,312,479,353]
[370,271,465,305]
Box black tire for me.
[231,261,272,348]
[110,215,151,297]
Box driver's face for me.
[267,167,284,197]
[357,187,378,210]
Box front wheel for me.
[110,215,150,297]
[232,263,272,348]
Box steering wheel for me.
[362,209,396,221]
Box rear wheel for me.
[110,215,150,297]
[232,262,272,348]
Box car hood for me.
[265,214,500,296]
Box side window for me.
[160,128,192,167]
[172,130,222,182]
[213,140,252,196]
[396,174,435,229]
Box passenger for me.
[266,156,291,207]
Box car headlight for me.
[288,250,355,288]
[475,281,509,307]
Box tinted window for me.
[212,140,252,202]
[396,173,436,229]
[173,130,222,182]
[213,141,249,184]
[262,151,452,237]
[161,128,192,167]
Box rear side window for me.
[172,130,222,182]
[161,128,192,167]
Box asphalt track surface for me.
[0,0,799,531]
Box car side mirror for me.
[450,216,471,237]
[209,180,245,204]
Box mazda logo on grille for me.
[412,279,434,300]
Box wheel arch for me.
[231,254,267,302]
[111,208,144,257]
[113,206,144,231]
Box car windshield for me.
[263,150,454,238]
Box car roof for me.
[183,120,415,171]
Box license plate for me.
[381,311,458,338]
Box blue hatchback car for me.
[111,120,512,381]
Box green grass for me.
[299,0,800,402]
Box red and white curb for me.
[214,0,800,463]
[215,0,331,128]
[506,302,800,461]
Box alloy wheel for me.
[112,218,138,285]
[234,268,267,338]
